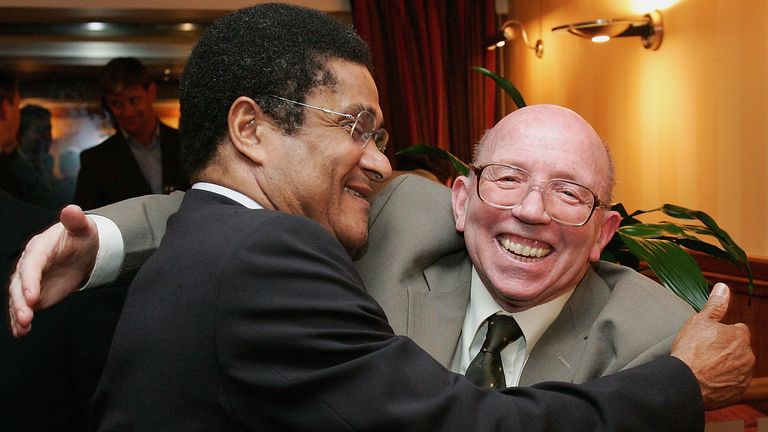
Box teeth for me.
[344,186,364,198]
[500,238,551,258]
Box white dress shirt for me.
[451,267,574,387]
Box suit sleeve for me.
[217,214,703,432]
[89,191,184,284]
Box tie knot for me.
[481,314,521,353]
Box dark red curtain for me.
[352,0,498,165]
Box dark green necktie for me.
[465,314,522,389]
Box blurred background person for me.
[73,57,187,210]
[18,104,56,187]
[0,70,58,208]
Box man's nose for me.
[360,143,392,182]
[512,185,552,224]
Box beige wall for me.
[505,0,768,258]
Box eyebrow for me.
[340,102,374,115]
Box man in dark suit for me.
[6,4,754,431]
[73,57,187,210]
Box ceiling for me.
[0,6,351,99]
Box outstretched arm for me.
[8,191,184,337]
[9,205,99,336]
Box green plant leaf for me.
[396,145,470,176]
[659,204,753,295]
[617,232,709,311]
[472,67,527,109]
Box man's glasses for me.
[268,95,388,153]
[470,163,610,227]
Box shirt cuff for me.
[79,214,125,290]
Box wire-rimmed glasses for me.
[268,95,388,153]
[470,163,609,226]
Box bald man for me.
[355,104,694,386]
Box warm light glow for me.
[178,23,197,32]
[628,0,680,14]
[592,35,611,43]
[496,40,506,48]
[84,22,107,31]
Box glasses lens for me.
[477,165,597,226]
[545,181,596,225]
[373,129,388,153]
[350,111,387,153]
[350,111,376,147]
[478,165,529,207]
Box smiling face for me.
[259,59,392,251]
[452,105,621,312]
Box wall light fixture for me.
[552,9,663,50]
[485,20,544,58]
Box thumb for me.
[59,205,90,235]
[700,282,730,322]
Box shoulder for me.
[158,122,180,141]
[80,133,122,160]
[372,174,450,212]
[356,174,464,263]
[368,174,456,237]
[593,261,693,312]
[585,261,694,333]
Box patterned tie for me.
[465,314,522,389]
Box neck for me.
[129,118,158,147]
[1,138,17,155]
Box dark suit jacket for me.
[73,122,188,210]
[0,188,56,281]
[0,189,128,432]
[91,189,703,431]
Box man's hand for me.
[672,282,755,410]
[8,205,99,337]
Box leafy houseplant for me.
[397,67,753,312]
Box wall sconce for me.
[485,20,544,58]
[551,9,663,50]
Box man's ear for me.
[146,82,158,103]
[590,209,622,261]
[0,98,9,120]
[227,96,272,165]
[451,176,472,233]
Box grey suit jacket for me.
[96,174,695,385]
[354,175,695,385]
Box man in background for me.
[74,57,187,210]
[0,70,58,208]
[18,104,56,187]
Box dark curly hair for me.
[98,57,152,95]
[179,3,372,179]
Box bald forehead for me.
[476,105,613,197]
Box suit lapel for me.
[519,266,610,385]
[407,252,471,367]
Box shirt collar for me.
[121,123,161,141]
[192,182,263,209]
[465,266,574,353]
